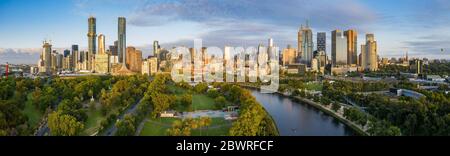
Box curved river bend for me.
[251,90,357,136]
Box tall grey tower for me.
[88,16,97,54]
[118,17,126,64]
[298,21,313,66]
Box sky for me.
[1,0,450,64]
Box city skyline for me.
[1,0,450,64]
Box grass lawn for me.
[83,106,106,136]
[139,117,232,136]
[192,94,217,110]
[22,93,43,128]
[140,118,180,136]
[169,85,218,111]
[305,82,323,91]
[168,85,187,95]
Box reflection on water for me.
[251,90,356,136]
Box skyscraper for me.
[126,47,142,73]
[282,45,297,66]
[153,40,160,56]
[88,16,97,54]
[39,40,52,74]
[95,34,110,74]
[366,34,378,71]
[298,22,313,66]
[118,17,126,64]
[332,30,348,67]
[360,44,367,69]
[109,41,118,56]
[63,49,70,57]
[344,30,357,66]
[98,34,105,54]
[71,45,79,70]
[317,32,326,52]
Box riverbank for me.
[239,84,368,136]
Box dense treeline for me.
[424,62,450,75]
[211,83,278,136]
[115,74,172,136]
[0,78,36,135]
[325,80,450,136]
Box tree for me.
[207,89,219,98]
[167,119,192,136]
[48,111,84,136]
[115,114,136,136]
[214,96,227,109]
[367,120,402,136]
[331,102,341,112]
[194,83,208,93]
[57,99,87,122]
[198,117,212,136]
[150,93,174,118]
[179,94,193,111]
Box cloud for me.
[129,0,377,30]
[402,34,450,59]
[0,48,41,64]
[128,0,378,54]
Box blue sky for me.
[1,0,450,64]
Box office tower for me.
[98,34,105,54]
[268,38,274,47]
[118,17,126,64]
[71,45,79,71]
[360,45,366,69]
[109,40,118,56]
[317,32,326,52]
[39,40,52,74]
[85,52,90,70]
[153,40,160,56]
[332,30,348,67]
[95,34,110,73]
[366,34,378,71]
[51,51,57,72]
[126,47,142,73]
[88,16,97,54]
[344,30,358,66]
[56,53,63,72]
[282,45,297,66]
[298,22,313,66]
[63,49,70,57]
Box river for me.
[251,90,357,136]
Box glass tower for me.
[118,17,126,64]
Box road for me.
[34,77,55,136]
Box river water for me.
[251,90,357,136]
